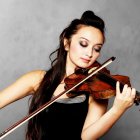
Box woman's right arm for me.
[0,70,46,109]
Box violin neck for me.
[135,91,140,105]
[136,91,140,96]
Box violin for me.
[64,61,140,105]
[0,56,140,139]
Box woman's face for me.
[65,26,104,73]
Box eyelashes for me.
[79,41,88,47]
[79,41,101,52]
[93,48,101,52]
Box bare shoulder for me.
[0,70,46,108]
[21,70,46,92]
[23,70,46,80]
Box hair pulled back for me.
[26,10,105,140]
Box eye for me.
[93,47,101,52]
[79,41,88,47]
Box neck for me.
[65,55,76,76]
[66,64,75,76]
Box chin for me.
[77,63,91,68]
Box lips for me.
[80,57,90,63]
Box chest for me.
[53,83,67,98]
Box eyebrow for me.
[80,37,89,41]
[80,37,103,46]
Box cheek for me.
[69,43,81,57]
[95,52,100,59]
[70,43,79,52]
[91,53,100,63]
[96,52,100,58]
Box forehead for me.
[73,26,104,43]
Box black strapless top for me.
[41,94,89,140]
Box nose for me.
[85,47,93,58]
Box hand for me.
[113,81,136,112]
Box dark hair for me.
[26,10,105,140]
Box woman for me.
[0,11,136,140]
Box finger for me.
[125,87,131,97]
[116,81,120,95]
[122,84,128,96]
[131,88,136,99]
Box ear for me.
[64,38,69,51]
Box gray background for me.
[0,0,140,140]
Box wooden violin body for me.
[64,61,140,105]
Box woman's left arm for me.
[81,96,108,140]
[81,82,136,140]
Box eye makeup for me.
[79,40,88,47]
[93,46,102,52]
[79,36,103,52]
